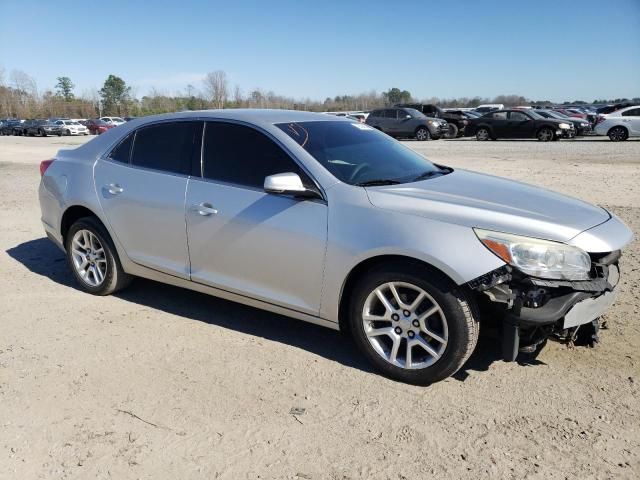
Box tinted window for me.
[276,121,444,186]
[131,121,202,174]
[202,122,304,188]
[370,110,383,118]
[491,112,508,119]
[384,109,398,119]
[510,111,529,121]
[622,108,640,117]
[109,133,134,163]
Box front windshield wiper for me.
[355,179,402,187]
[412,167,452,182]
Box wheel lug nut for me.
[412,320,420,327]
[394,327,402,335]
[408,331,415,338]
[403,310,410,317]
[391,313,399,321]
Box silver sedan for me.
[38,110,633,384]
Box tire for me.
[65,216,132,295]
[537,127,554,142]
[476,127,490,141]
[66,129,71,136]
[39,129,46,137]
[347,263,479,385]
[608,126,628,142]
[444,123,459,139]
[415,127,430,141]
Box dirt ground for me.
[1,134,639,479]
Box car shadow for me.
[6,237,543,382]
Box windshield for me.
[276,121,444,185]
[526,110,543,119]
[404,108,426,118]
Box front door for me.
[185,122,328,315]
[94,121,202,279]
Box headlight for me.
[474,229,591,280]
[581,123,588,127]
[428,120,435,125]
[558,123,571,129]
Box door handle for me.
[193,202,218,216]
[106,183,123,195]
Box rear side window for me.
[622,108,640,117]
[202,122,305,189]
[131,121,202,174]
[109,133,134,163]
[384,109,398,119]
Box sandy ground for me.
[1,134,639,479]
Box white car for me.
[594,105,640,141]
[100,116,125,126]
[54,120,89,136]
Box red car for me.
[86,119,115,135]
[553,108,588,120]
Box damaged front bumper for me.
[468,250,622,360]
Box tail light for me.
[40,159,54,177]
[595,115,606,125]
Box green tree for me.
[382,87,412,105]
[100,74,131,115]
[55,76,75,101]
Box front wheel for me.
[415,127,430,141]
[66,129,71,136]
[608,126,628,142]
[66,217,132,295]
[348,264,479,385]
[537,127,554,142]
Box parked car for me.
[38,110,632,385]
[466,109,575,141]
[396,104,469,138]
[474,104,504,113]
[366,107,448,140]
[23,119,64,137]
[594,105,640,141]
[54,119,89,136]
[86,119,116,135]
[100,116,125,126]
[553,108,588,121]
[534,109,592,135]
[0,119,23,135]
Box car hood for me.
[365,169,610,242]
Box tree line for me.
[1,66,638,119]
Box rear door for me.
[185,121,328,314]
[488,111,508,137]
[622,107,640,135]
[93,120,202,278]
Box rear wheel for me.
[415,127,430,141]
[476,127,490,141]
[608,126,628,142]
[348,263,479,385]
[66,217,132,295]
[444,123,459,139]
[537,127,554,142]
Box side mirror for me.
[264,172,320,199]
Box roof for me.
[128,109,341,126]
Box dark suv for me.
[395,103,469,138]
[365,107,448,140]
[22,120,64,137]
[0,119,23,135]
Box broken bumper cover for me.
[468,254,621,328]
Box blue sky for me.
[1,0,639,102]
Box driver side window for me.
[202,122,312,189]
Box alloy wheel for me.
[416,128,429,141]
[70,229,107,287]
[362,281,448,369]
[476,128,489,141]
[537,128,553,141]
[609,127,627,142]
